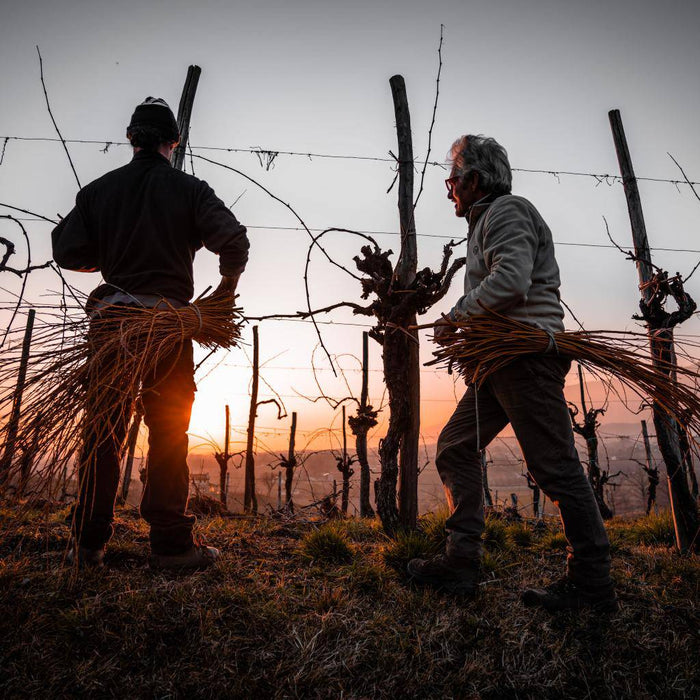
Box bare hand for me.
[212,274,241,300]
[432,316,453,345]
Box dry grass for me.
[0,506,697,699]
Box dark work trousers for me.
[74,314,196,555]
[436,354,611,586]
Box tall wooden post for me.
[285,411,297,510]
[641,420,654,471]
[219,404,230,506]
[0,309,35,481]
[244,326,259,513]
[391,76,417,283]
[609,109,698,551]
[340,405,351,514]
[481,449,493,508]
[171,65,201,172]
[393,75,420,531]
[641,419,659,515]
[354,332,376,517]
[375,75,420,534]
[120,404,143,502]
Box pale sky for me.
[1,0,699,453]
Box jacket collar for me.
[132,150,172,166]
[466,192,507,232]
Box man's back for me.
[52,150,248,304]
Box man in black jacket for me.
[52,97,249,569]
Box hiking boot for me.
[149,544,220,571]
[407,552,479,594]
[521,577,618,613]
[66,544,105,569]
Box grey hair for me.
[448,135,512,195]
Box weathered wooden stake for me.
[641,419,659,515]
[277,472,282,510]
[0,309,35,481]
[641,420,654,472]
[120,404,143,502]
[609,109,698,551]
[393,76,420,531]
[481,450,493,508]
[171,65,201,171]
[285,411,297,510]
[340,405,351,514]
[375,75,420,534]
[220,405,230,506]
[351,332,376,517]
[522,469,542,518]
[244,326,259,513]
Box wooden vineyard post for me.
[375,75,420,534]
[213,405,232,508]
[641,419,659,515]
[481,450,493,508]
[244,326,260,513]
[609,109,698,551]
[349,331,377,517]
[284,411,297,510]
[221,405,230,506]
[393,75,420,531]
[0,309,35,482]
[120,404,143,502]
[337,405,354,515]
[171,65,201,172]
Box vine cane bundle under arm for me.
[0,292,243,500]
[426,309,700,437]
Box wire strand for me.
[5,217,700,255]
[1,135,698,186]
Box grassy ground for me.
[0,505,698,699]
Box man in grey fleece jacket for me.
[407,135,616,612]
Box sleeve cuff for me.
[219,260,247,277]
[448,307,463,322]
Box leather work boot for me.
[521,577,618,613]
[149,544,220,571]
[407,552,480,595]
[66,544,106,569]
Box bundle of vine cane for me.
[0,292,243,499]
[427,310,700,435]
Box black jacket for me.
[52,150,249,303]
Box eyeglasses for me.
[445,175,461,193]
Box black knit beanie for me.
[127,97,179,142]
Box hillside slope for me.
[0,506,698,699]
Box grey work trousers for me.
[436,354,611,585]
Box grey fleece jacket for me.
[450,194,565,333]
